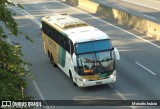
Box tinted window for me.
[42,21,74,54]
[76,40,112,54]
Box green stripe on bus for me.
[58,46,66,67]
[98,71,113,78]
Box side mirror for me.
[40,24,42,29]
[72,53,77,66]
[114,47,120,60]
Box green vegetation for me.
[0,0,31,100]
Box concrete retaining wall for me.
[62,0,160,40]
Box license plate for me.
[96,81,102,85]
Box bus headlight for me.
[110,74,114,78]
[82,79,87,82]
[109,72,116,78]
[79,78,88,82]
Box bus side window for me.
[59,36,64,48]
[69,40,74,55]
[48,26,52,37]
[43,22,52,39]
[52,28,59,44]
[64,37,70,53]
[42,22,47,34]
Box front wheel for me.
[50,55,57,67]
[69,72,77,86]
[48,51,50,57]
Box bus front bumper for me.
[76,74,116,87]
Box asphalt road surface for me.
[8,0,160,109]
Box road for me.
[9,0,160,109]
[93,0,160,23]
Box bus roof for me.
[64,26,110,43]
[42,14,110,44]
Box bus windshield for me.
[76,51,114,75]
[75,39,112,54]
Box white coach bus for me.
[41,14,120,87]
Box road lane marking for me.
[43,6,48,9]
[25,66,52,109]
[33,2,38,4]
[10,6,41,27]
[114,89,136,109]
[56,1,160,49]
[109,85,127,100]
[135,62,156,75]
[99,0,108,4]
[109,85,137,109]
[100,0,129,11]
[143,14,156,20]
[122,0,160,11]
[119,6,128,10]
[24,65,46,100]
[32,80,46,100]
[99,0,129,11]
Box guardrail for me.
[62,0,160,41]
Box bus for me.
[41,14,120,87]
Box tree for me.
[0,0,31,100]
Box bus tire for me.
[50,54,53,64]
[50,54,57,67]
[69,71,77,86]
[53,62,57,67]
[48,51,50,57]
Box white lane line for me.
[99,0,108,4]
[24,65,45,100]
[25,66,52,108]
[109,85,127,100]
[114,89,127,100]
[122,0,160,11]
[119,6,128,10]
[109,85,137,109]
[135,62,156,75]
[33,2,38,4]
[32,81,45,100]
[10,6,41,27]
[56,1,160,49]
[43,6,48,9]
[99,0,129,11]
[19,1,56,4]
[143,14,156,20]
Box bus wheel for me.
[50,55,57,67]
[53,62,57,67]
[48,51,50,57]
[69,71,77,86]
[50,54,53,64]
